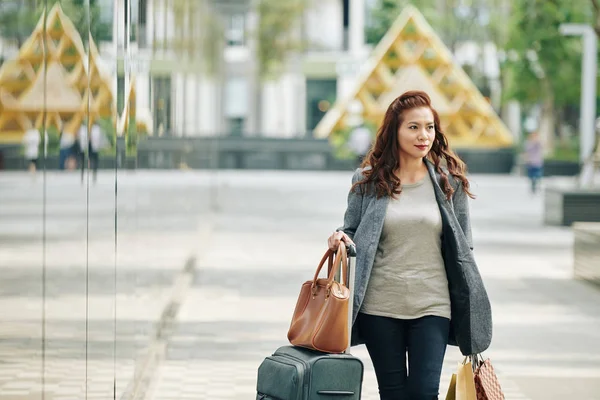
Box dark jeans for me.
[80,151,99,182]
[357,313,450,400]
[527,165,543,193]
[59,148,69,170]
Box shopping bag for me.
[474,358,505,400]
[456,360,477,400]
[445,373,457,400]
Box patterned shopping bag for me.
[474,358,505,400]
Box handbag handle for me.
[311,244,348,294]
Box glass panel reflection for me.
[0,0,47,397]
[85,0,119,397]
[0,0,120,397]
[113,0,221,397]
[40,1,98,398]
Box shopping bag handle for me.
[462,354,485,371]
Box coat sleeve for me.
[336,169,364,241]
[452,180,474,251]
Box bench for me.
[573,222,600,286]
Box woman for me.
[524,131,543,194]
[328,90,492,399]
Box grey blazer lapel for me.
[425,159,454,216]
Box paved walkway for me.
[0,171,212,399]
[1,170,599,399]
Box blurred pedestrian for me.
[59,129,76,170]
[524,131,544,194]
[22,126,41,174]
[78,121,88,183]
[78,120,107,183]
[348,123,373,166]
[88,121,107,182]
[328,90,491,399]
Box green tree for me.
[60,0,112,44]
[366,0,434,45]
[366,0,508,52]
[365,0,511,96]
[248,0,307,132]
[590,0,600,36]
[502,0,591,153]
[167,0,224,76]
[503,0,589,106]
[0,0,40,47]
[0,0,111,48]
[256,0,307,80]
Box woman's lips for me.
[415,145,428,150]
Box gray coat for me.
[338,159,492,356]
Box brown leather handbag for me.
[287,243,350,354]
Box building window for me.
[227,117,245,136]
[224,78,248,135]
[117,76,125,115]
[306,79,337,132]
[226,13,246,46]
[138,0,147,47]
[342,0,349,50]
[153,77,172,136]
[139,0,147,25]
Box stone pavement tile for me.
[0,359,135,399]
[149,354,530,399]
[0,172,215,399]
[0,314,140,399]
[159,289,530,399]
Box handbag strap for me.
[327,251,334,277]
[312,244,348,290]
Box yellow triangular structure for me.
[378,65,452,115]
[118,77,152,137]
[314,5,513,148]
[0,3,116,143]
[118,77,137,136]
[17,62,83,111]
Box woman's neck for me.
[396,156,427,184]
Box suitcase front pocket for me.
[257,356,304,400]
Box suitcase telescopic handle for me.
[332,242,356,353]
[343,243,356,354]
[345,243,357,257]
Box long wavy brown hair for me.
[352,90,474,200]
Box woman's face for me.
[397,107,435,161]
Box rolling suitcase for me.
[256,244,364,400]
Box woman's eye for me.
[427,126,434,130]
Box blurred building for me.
[101,0,370,138]
[0,0,512,142]
[80,0,510,141]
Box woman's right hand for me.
[328,231,354,251]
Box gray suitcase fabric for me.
[256,345,364,400]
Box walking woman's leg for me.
[406,316,450,400]
[357,313,408,400]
